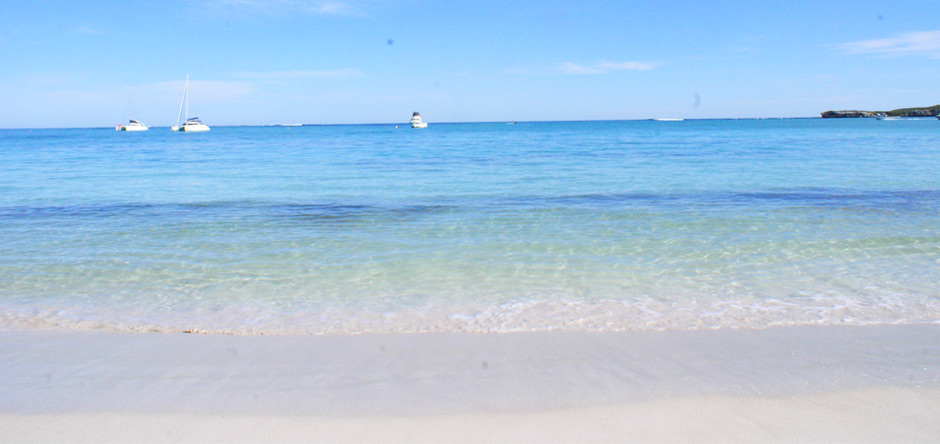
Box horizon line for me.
[1,116,829,130]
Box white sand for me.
[2,325,939,442]
[5,387,940,443]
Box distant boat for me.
[116,90,147,131]
[876,114,900,121]
[115,119,148,132]
[179,117,210,132]
[652,118,684,122]
[410,112,428,128]
[171,74,210,132]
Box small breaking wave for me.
[3,292,939,335]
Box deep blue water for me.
[1,119,938,333]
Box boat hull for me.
[117,122,149,131]
[179,124,210,132]
[410,111,427,128]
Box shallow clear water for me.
[1,119,939,333]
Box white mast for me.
[176,74,188,127]
[125,88,132,123]
[184,73,189,122]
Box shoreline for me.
[3,324,939,441]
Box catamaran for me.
[171,74,210,132]
[115,90,148,131]
[115,119,149,131]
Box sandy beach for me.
[3,324,939,442]
[5,0,940,441]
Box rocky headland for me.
[821,105,940,118]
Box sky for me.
[1,0,938,128]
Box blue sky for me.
[1,0,938,127]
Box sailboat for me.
[115,90,148,131]
[171,74,210,132]
[115,120,149,131]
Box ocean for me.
[1,119,938,334]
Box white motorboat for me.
[115,119,149,131]
[171,74,210,132]
[874,113,900,121]
[410,112,428,128]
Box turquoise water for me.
[1,119,939,333]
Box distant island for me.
[821,105,940,118]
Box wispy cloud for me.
[75,26,104,35]
[509,60,658,75]
[148,79,256,103]
[230,69,364,80]
[561,60,658,74]
[215,0,355,16]
[834,30,940,58]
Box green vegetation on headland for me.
[821,105,940,118]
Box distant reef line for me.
[821,105,940,118]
